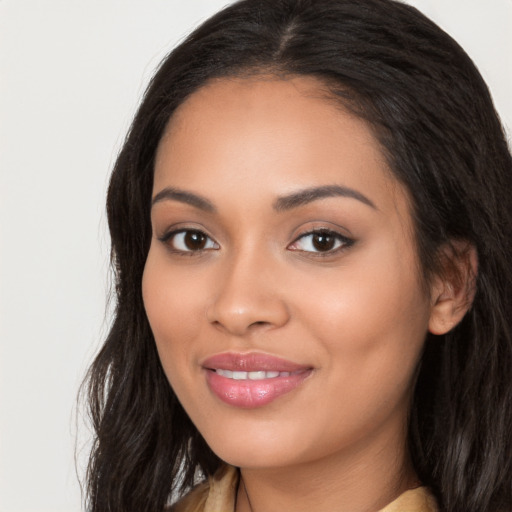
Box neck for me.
[235,423,418,512]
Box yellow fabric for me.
[171,465,438,512]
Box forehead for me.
[154,75,409,218]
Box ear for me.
[428,240,478,335]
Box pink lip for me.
[202,352,313,409]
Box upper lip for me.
[201,352,310,372]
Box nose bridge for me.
[207,243,289,335]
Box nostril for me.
[248,320,271,330]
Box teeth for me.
[215,369,292,380]
[248,371,266,380]
[216,369,233,378]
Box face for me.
[143,76,435,472]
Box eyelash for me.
[288,229,354,256]
[158,228,354,256]
[158,229,219,255]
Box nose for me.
[206,251,290,336]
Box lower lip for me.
[205,369,312,408]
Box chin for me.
[212,443,300,470]
[196,415,319,470]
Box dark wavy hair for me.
[83,0,512,511]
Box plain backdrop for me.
[0,1,510,511]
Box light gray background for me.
[1,1,510,511]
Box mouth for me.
[213,369,300,380]
[202,352,313,408]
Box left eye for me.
[289,230,352,253]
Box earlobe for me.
[428,241,478,335]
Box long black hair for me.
[83,1,512,510]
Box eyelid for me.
[288,228,355,255]
[156,221,215,243]
[158,227,219,254]
[156,224,353,256]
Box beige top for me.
[172,465,438,512]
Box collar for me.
[172,465,438,512]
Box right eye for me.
[160,229,219,253]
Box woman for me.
[84,0,512,511]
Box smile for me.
[202,352,312,408]
[214,369,296,380]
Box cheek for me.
[142,247,205,374]
[295,243,430,394]
[318,268,428,347]
[295,273,428,454]
[142,251,215,424]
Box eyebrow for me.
[273,185,376,211]
[151,187,216,212]
[151,184,376,213]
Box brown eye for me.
[184,231,207,250]
[312,232,336,252]
[164,230,219,253]
[288,229,354,254]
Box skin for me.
[142,76,464,512]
